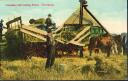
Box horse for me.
[122,34,128,55]
[112,35,123,54]
[88,34,112,57]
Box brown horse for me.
[88,34,112,57]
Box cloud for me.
[53,8,76,26]
[100,18,127,34]
[88,7,127,34]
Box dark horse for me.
[88,34,112,57]
[122,34,128,55]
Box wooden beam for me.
[64,24,90,27]
[75,29,90,41]
[84,7,109,34]
[79,0,83,25]
[22,25,47,36]
[77,32,90,42]
[69,26,90,42]
[20,28,46,41]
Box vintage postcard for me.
[0,0,127,80]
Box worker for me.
[79,46,84,57]
[45,14,56,31]
[45,28,56,69]
[0,19,4,40]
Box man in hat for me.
[45,28,56,69]
[0,19,4,40]
[45,14,56,31]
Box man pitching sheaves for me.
[45,28,56,69]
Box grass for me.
[0,53,127,80]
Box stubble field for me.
[0,52,127,80]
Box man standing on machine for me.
[45,14,56,31]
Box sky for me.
[0,0,127,34]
